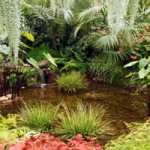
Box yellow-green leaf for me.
[22,32,35,42]
[0,54,3,61]
[20,42,31,49]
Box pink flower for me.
[130,55,138,60]
[134,47,140,51]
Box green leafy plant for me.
[0,114,19,129]
[105,119,150,150]
[56,71,85,93]
[28,44,52,62]
[124,57,150,90]
[57,102,109,139]
[0,114,32,140]
[20,102,59,132]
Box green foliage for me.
[20,67,38,86]
[105,119,150,150]
[22,31,35,42]
[57,102,109,139]
[125,57,150,90]
[0,114,32,140]
[89,57,124,83]
[26,58,39,69]
[20,102,59,132]
[56,71,85,93]
[0,114,19,129]
[0,127,33,141]
[28,44,51,61]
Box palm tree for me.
[74,0,150,81]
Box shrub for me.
[57,102,109,139]
[0,134,103,150]
[105,119,150,150]
[0,114,31,140]
[20,102,59,132]
[56,71,85,93]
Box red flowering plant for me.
[130,27,150,61]
[0,134,103,150]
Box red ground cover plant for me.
[0,134,103,150]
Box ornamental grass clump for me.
[57,102,109,139]
[56,71,85,93]
[20,102,59,132]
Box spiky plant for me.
[56,71,85,93]
[57,102,109,139]
[20,102,59,132]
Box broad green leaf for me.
[26,58,39,69]
[43,53,57,67]
[124,61,138,68]
[138,68,149,79]
[139,58,149,69]
[22,32,35,42]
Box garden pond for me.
[0,82,148,145]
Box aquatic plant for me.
[20,102,59,132]
[57,102,109,139]
[56,71,85,93]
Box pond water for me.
[0,82,148,144]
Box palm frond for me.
[89,34,119,51]
[100,51,129,65]
[77,6,103,21]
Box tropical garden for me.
[0,0,150,149]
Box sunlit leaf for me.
[139,58,148,69]
[43,53,57,67]
[22,32,35,42]
[138,68,149,79]
[124,61,138,68]
[20,42,31,49]
[26,58,39,69]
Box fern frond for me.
[90,34,119,51]
[77,6,103,21]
